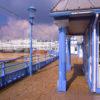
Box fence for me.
[0,54,58,88]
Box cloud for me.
[0,0,59,24]
[0,17,58,41]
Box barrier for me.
[0,55,58,88]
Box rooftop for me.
[52,0,100,12]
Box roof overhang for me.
[50,9,100,18]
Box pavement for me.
[0,55,100,100]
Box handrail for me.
[0,54,57,74]
[0,55,58,88]
[0,56,24,63]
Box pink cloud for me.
[0,18,58,40]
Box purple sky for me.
[0,0,59,40]
[0,0,58,25]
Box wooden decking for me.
[0,55,100,100]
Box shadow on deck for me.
[67,64,84,90]
[0,56,100,100]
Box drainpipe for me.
[92,13,99,92]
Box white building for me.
[0,39,58,51]
[0,37,82,55]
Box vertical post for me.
[92,26,96,92]
[29,24,33,75]
[66,37,71,71]
[1,62,5,85]
[28,6,36,75]
[38,55,40,69]
[24,56,28,68]
[92,14,99,92]
[57,27,67,92]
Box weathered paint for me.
[57,27,67,92]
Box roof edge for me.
[50,8,100,17]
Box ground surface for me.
[0,55,100,100]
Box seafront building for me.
[0,37,82,55]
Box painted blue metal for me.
[91,27,96,92]
[29,24,33,76]
[95,20,100,94]
[28,6,36,76]
[57,27,67,92]
[1,63,5,77]
[66,37,71,71]
[87,27,92,91]
[0,56,58,88]
[96,88,100,93]
[51,9,100,17]
[91,14,99,92]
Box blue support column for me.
[92,26,97,92]
[92,13,99,92]
[57,27,67,92]
[66,37,71,71]
[29,24,33,76]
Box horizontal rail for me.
[0,55,58,88]
[0,56,24,63]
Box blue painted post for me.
[38,55,40,69]
[92,26,97,92]
[28,6,36,76]
[29,24,33,75]
[57,27,67,92]
[1,62,5,85]
[1,62,5,77]
[92,13,99,92]
[66,37,71,71]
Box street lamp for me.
[28,6,36,76]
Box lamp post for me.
[28,6,36,76]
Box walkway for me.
[0,55,100,100]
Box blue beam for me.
[57,27,67,92]
[50,9,100,17]
[66,37,71,71]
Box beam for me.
[57,27,67,92]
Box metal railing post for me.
[38,55,40,69]
[1,62,5,85]
[45,54,47,64]
[24,56,28,68]
[36,55,38,70]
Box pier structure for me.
[51,0,100,93]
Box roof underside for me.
[53,0,100,12]
[52,0,100,36]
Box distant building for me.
[0,39,58,52]
[0,37,81,54]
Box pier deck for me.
[0,55,100,100]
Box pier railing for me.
[0,54,58,88]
